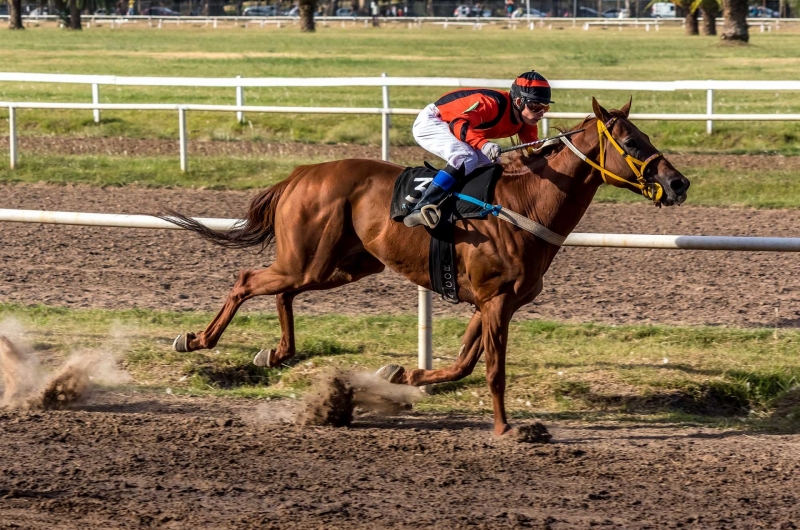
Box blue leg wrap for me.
[432,170,458,191]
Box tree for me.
[68,0,82,29]
[720,0,748,42]
[646,0,699,35]
[299,0,316,31]
[9,0,24,29]
[700,0,718,35]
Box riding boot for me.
[404,167,462,228]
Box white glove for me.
[481,142,501,161]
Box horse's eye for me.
[623,137,636,150]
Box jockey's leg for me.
[404,104,492,228]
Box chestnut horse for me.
[163,98,689,437]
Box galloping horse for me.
[163,98,690,437]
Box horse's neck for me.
[497,138,601,237]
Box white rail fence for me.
[4,74,800,170]
[3,208,800,371]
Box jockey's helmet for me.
[510,71,554,109]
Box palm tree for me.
[299,0,316,31]
[647,0,699,35]
[9,0,24,29]
[720,0,748,42]
[700,0,718,35]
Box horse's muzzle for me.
[655,172,690,206]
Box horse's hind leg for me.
[173,265,301,352]
[376,309,484,386]
[254,253,386,368]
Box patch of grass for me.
[1,26,800,153]
[2,303,799,431]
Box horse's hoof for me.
[375,364,405,384]
[173,333,192,353]
[253,348,274,368]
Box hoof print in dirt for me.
[509,422,552,444]
[301,369,354,428]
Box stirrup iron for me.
[419,204,441,228]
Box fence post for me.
[706,88,713,134]
[418,285,432,393]
[179,107,188,172]
[381,72,390,162]
[92,83,101,123]
[9,106,17,170]
[236,75,245,124]
[542,117,549,137]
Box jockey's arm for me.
[447,98,500,150]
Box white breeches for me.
[412,103,492,175]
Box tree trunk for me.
[9,0,24,29]
[701,0,717,35]
[69,0,81,29]
[721,0,748,42]
[425,0,433,15]
[685,8,699,34]
[299,0,316,31]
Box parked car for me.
[28,7,48,16]
[511,7,547,17]
[0,4,9,15]
[335,6,353,16]
[650,2,676,17]
[243,5,277,16]
[576,6,598,16]
[602,7,629,18]
[749,5,779,17]
[141,6,180,16]
[283,5,298,15]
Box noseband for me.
[559,117,664,204]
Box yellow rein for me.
[572,118,664,204]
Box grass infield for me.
[2,303,798,431]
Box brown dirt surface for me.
[2,136,800,172]
[2,182,800,327]
[0,392,797,529]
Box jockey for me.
[404,70,554,228]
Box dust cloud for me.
[0,318,131,410]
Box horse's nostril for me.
[670,178,688,193]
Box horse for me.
[162,98,690,437]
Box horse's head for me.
[589,97,690,207]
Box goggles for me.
[523,101,550,113]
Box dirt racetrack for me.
[3,161,800,529]
[1,391,798,530]
[2,182,800,327]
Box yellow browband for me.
[583,118,664,204]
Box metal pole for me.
[179,108,187,172]
[236,75,245,124]
[418,285,432,393]
[706,88,713,134]
[381,72,390,162]
[9,106,17,170]
[92,83,101,123]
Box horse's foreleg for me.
[379,310,484,386]
[174,266,297,352]
[481,296,515,437]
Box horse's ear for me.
[620,96,632,118]
[592,97,611,122]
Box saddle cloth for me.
[390,163,503,304]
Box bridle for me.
[559,117,665,204]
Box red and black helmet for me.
[510,71,554,106]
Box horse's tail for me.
[158,176,295,252]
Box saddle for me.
[391,163,503,304]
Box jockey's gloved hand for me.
[481,142,501,161]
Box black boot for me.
[403,166,462,228]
